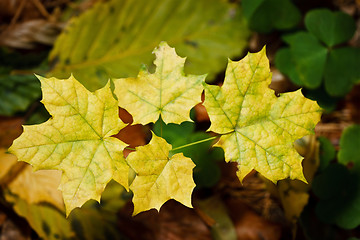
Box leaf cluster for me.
[275,9,359,110]
[9,42,321,217]
[3,1,344,237]
[0,1,252,237]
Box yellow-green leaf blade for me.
[0,149,64,211]
[6,196,73,240]
[49,0,249,90]
[127,132,195,215]
[9,75,128,216]
[203,48,322,183]
[114,42,206,125]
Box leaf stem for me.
[171,136,218,152]
[125,147,136,151]
[125,135,220,152]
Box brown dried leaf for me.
[226,198,283,240]
[0,19,63,49]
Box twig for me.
[30,0,51,19]
[9,0,26,27]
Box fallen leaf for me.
[114,42,206,125]
[9,75,128,215]
[127,132,196,215]
[203,47,322,183]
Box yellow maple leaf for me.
[9,75,128,216]
[114,42,206,125]
[203,47,322,183]
[127,132,196,215]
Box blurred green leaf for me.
[324,47,360,96]
[312,163,360,229]
[282,32,327,89]
[0,48,49,69]
[98,180,131,213]
[196,196,237,240]
[338,125,360,168]
[68,201,127,240]
[49,0,249,90]
[274,47,302,85]
[242,0,301,33]
[68,181,129,240]
[0,74,41,116]
[300,201,345,240]
[0,48,48,116]
[318,136,336,171]
[305,9,356,47]
[7,196,73,240]
[242,0,263,19]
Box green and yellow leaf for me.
[9,75,128,216]
[114,42,206,125]
[0,149,17,180]
[4,194,73,240]
[5,183,127,240]
[11,167,64,210]
[0,149,64,210]
[203,48,322,183]
[127,132,195,215]
[49,0,249,90]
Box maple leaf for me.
[203,47,322,183]
[114,42,206,125]
[127,132,195,215]
[9,75,128,216]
